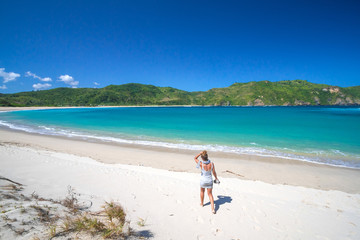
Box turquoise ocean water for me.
[1,107,359,168]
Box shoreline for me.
[1,127,360,194]
[1,106,359,170]
[1,105,360,113]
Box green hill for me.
[0,80,359,107]
[194,80,360,106]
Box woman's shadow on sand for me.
[204,195,232,211]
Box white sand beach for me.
[2,0,360,237]
[1,127,360,239]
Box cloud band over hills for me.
[0,67,80,91]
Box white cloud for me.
[94,82,100,86]
[42,77,52,82]
[0,68,21,83]
[33,83,52,90]
[59,74,79,88]
[0,85,7,90]
[26,71,52,82]
[59,74,74,83]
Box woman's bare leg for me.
[200,188,205,206]
[207,188,215,213]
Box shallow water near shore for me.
[1,106,359,168]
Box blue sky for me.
[0,0,359,93]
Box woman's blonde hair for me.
[200,150,208,160]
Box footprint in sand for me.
[242,206,247,212]
[190,206,197,212]
[256,209,267,217]
[271,226,284,233]
[253,225,261,231]
[348,222,357,227]
[196,216,204,223]
[251,215,260,224]
[197,235,205,240]
[269,202,280,209]
[176,199,183,204]
[212,228,224,236]
[237,216,245,224]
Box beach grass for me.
[0,178,134,239]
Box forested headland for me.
[1,80,359,107]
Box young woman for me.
[194,150,219,214]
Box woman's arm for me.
[212,163,218,180]
[194,152,202,164]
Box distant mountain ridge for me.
[1,80,359,107]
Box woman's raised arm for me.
[194,152,202,164]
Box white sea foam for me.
[0,120,359,169]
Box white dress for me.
[199,161,213,189]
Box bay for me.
[1,106,359,168]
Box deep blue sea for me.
[1,106,359,168]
